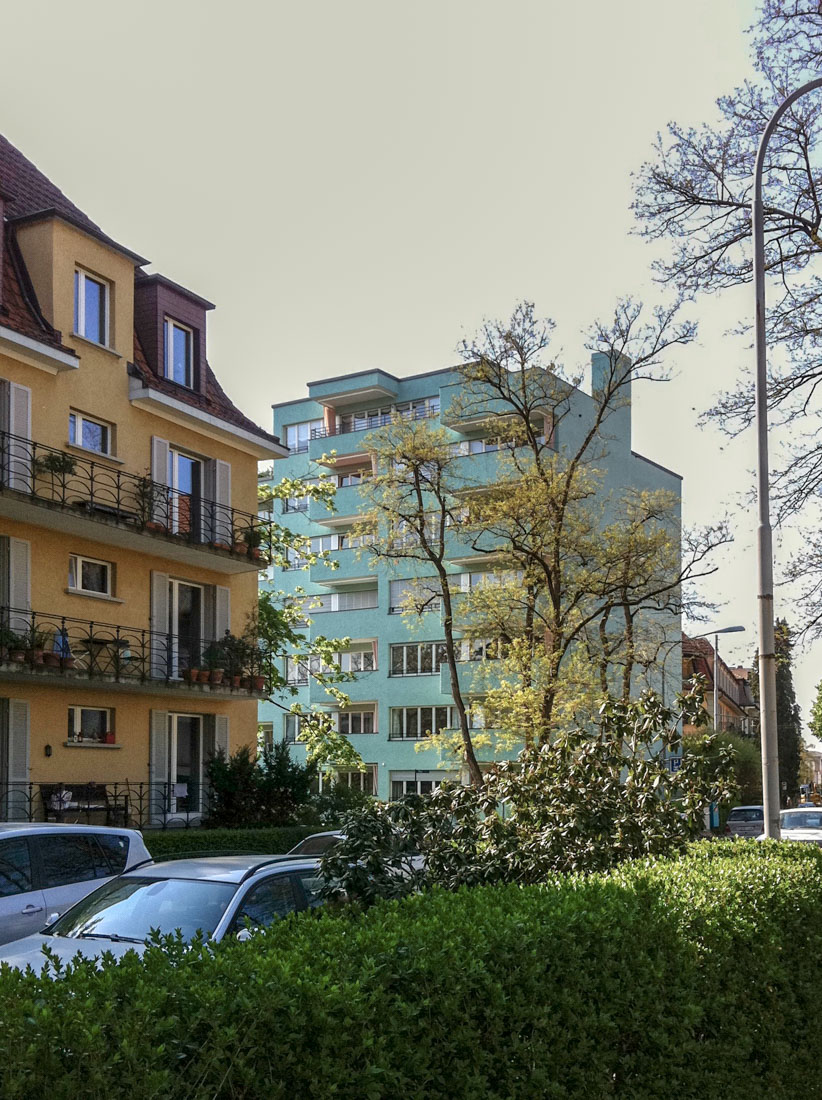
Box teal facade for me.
[259,360,682,800]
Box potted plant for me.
[22,626,47,665]
[202,641,226,685]
[4,629,26,663]
[135,474,169,533]
[242,525,264,560]
[182,666,199,683]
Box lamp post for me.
[752,75,822,837]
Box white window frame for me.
[284,714,302,743]
[164,318,194,388]
[338,709,376,735]
[390,641,447,676]
[68,553,113,597]
[390,770,454,799]
[67,705,113,744]
[285,420,324,454]
[389,705,456,740]
[339,646,376,673]
[74,268,109,346]
[68,410,113,456]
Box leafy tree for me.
[205,741,316,827]
[320,683,737,905]
[355,301,728,776]
[809,675,822,743]
[684,728,762,805]
[633,2,822,633]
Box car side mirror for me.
[235,927,253,942]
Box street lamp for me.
[752,75,822,837]
[690,626,745,736]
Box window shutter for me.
[150,437,170,527]
[150,572,170,678]
[214,715,229,759]
[215,585,230,642]
[8,538,30,633]
[212,459,232,544]
[2,381,32,492]
[7,699,29,821]
[148,710,170,825]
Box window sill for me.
[65,442,124,465]
[65,588,124,604]
[71,332,123,359]
[62,741,121,749]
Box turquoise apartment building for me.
[258,358,682,800]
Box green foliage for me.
[0,844,819,1098]
[204,742,316,828]
[685,727,762,806]
[141,825,316,859]
[750,619,802,804]
[322,685,737,905]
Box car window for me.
[94,833,130,874]
[782,812,822,829]
[230,875,300,932]
[34,835,108,889]
[0,838,33,897]
[297,870,325,909]
[290,835,341,856]
[728,809,763,823]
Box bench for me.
[39,783,129,827]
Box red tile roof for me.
[0,133,279,448]
[0,227,72,352]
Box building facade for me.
[260,361,683,800]
[0,136,285,824]
[681,635,757,736]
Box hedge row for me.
[142,825,317,859]
[0,842,819,1098]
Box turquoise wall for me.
[260,361,682,799]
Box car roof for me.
[0,823,138,837]
[728,806,764,812]
[123,854,321,884]
[300,830,344,839]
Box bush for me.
[204,741,316,827]
[142,825,315,860]
[0,843,819,1098]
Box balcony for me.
[309,547,375,586]
[307,407,439,463]
[0,431,268,574]
[1,780,219,829]
[0,606,267,699]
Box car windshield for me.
[290,835,341,856]
[781,812,822,830]
[48,876,237,943]
[728,809,763,823]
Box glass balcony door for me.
[168,713,203,813]
[168,579,202,678]
[168,449,203,540]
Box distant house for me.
[682,634,757,736]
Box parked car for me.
[0,854,326,973]
[756,808,822,846]
[0,824,151,945]
[287,831,345,857]
[724,805,765,838]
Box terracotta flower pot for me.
[251,675,265,691]
[209,668,225,685]
[196,669,211,683]
[42,652,60,668]
[27,648,44,665]
[182,668,198,683]
[231,674,241,688]
[9,649,25,663]
[62,656,76,670]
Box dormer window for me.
[74,269,108,345]
[164,319,193,388]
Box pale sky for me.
[5,1,812,719]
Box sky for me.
[4,0,813,721]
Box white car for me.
[0,824,150,945]
[757,808,822,846]
[0,854,325,974]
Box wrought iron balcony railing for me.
[0,430,270,561]
[0,605,265,691]
[0,780,218,829]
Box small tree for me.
[205,742,317,828]
[321,683,737,905]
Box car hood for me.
[756,828,822,842]
[0,933,144,974]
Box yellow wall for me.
[0,214,268,790]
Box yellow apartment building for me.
[0,135,285,825]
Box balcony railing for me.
[309,406,439,440]
[0,780,218,829]
[0,430,269,561]
[0,605,264,691]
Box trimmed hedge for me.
[142,825,317,860]
[0,842,819,1098]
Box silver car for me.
[724,805,765,839]
[0,854,326,973]
[0,824,150,945]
